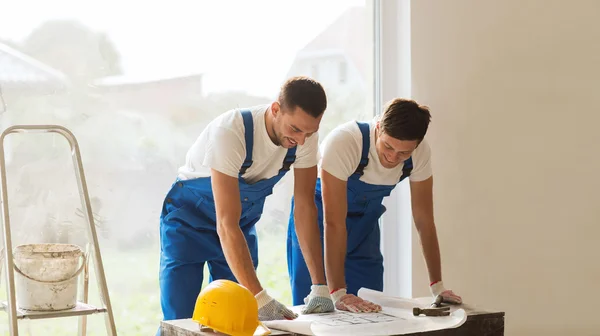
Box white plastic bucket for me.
[13,243,85,311]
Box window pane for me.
[0,1,374,334]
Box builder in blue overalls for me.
[288,98,463,312]
[159,77,335,324]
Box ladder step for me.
[0,301,107,320]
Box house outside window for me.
[311,63,319,80]
[339,60,347,84]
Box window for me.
[311,63,320,80]
[339,61,348,84]
[0,1,375,334]
[377,0,413,298]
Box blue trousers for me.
[287,196,384,305]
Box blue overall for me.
[159,110,297,320]
[286,121,413,305]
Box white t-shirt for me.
[177,104,320,184]
[319,119,432,185]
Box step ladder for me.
[0,125,117,335]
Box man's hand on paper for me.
[302,285,335,314]
[430,281,462,304]
[331,288,382,313]
[256,289,298,321]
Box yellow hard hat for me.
[192,279,271,336]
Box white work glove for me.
[430,281,462,304]
[301,285,335,314]
[330,288,382,313]
[256,289,298,321]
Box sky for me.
[0,0,365,97]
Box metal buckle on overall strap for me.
[239,160,253,175]
[353,121,370,177]
[280,155,295,172]
[353,157,369,176]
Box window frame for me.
[374,0,413,298]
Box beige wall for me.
[410,1,600,335]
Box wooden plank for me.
[0,301,107,320]
[161,319,294,336]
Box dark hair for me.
[380,98,431,141]
[278,76,327,118]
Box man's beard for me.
[271,124,281,146]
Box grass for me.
[0,231,291,335]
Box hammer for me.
[431,294,444,307]
[412,295,451,317]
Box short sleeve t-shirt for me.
[319,119,432,185]
[177,104,320,184]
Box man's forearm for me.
[416,223,442,283]
[217,218,262,295]
[324,222,347,291]
[294,201,326,285]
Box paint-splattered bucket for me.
[13,243,85,311]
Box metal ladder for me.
[0,125,117,335]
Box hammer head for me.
[429,295,445,307]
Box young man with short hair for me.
[159,76,332,326]
[288,98,462,312]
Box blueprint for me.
[263,288,467,336]
[305,310,398,326]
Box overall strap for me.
[279,147,297,173]
[239,110,254,176]
[399,157,413,182]
[352,121,370,176]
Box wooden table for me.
[161,302,504,336]
[405,302,504,336]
